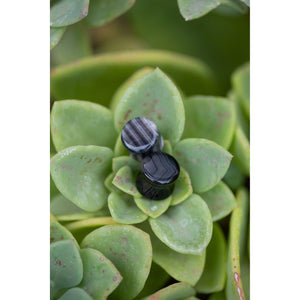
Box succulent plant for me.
[50,52,249,300]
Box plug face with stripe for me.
[121,117,163,161]
[136,152,180,200]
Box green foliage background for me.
[50,1,250,299]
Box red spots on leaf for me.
[113,276,118,281]
[100,257,105,261]
[50,237,55,243]
[175,151,181,157]
[61,165,68,169]
[124,110,132,122]
[122,237,127,247]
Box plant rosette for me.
[50,67,245,298]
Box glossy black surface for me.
[121,117,163,161]
[136,152,180,200]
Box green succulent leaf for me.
[140,221,205,285]
[174,138,233,193]
[51,100,117,152]
[137,262,170,298]
[50,240,83,291]
[51,23,92,66]
[81,225,152,300]
[177,0,248,21]
[163,140,173,155]
[228,90,249,139]
[50,146,113,212]
[58,288,93,300]
[50,50,217,107]
[85,0,135,27]
[208,292,226,300]
[50,27,66,50]
[230,127,250,176]
[142,282,195,300]
[111,67,154,112]
[79,248,122,299]
[50,0,89,27]
[171,167,193,206]
[183,96,236,149]
[51,193,85,215]
[200,181,236,221]
[232,63,250,119]
[134,196,171,218]
[114,68,185,144]
[182,297,201,300]
[105,172,121,194]
[112,156,141,173]
[223,159,246,191]
[195,223,227,293]
[149,194,213,254]
[114,134,129,157]
[112,166,141,196]
[50,220,79,248]
[177,0,221,20]
[108,192,148,224]
[226,188,249,300]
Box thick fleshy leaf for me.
[79,248,122,299]
[51,100,117,152]
[114,68,185,144]
[50,146,113,212]
[149,194,212,254]
[50,27,66,50]
[182,297,201,300]
[114,134,129,157]
[105,172,121,194]
[112,156,141,173]
[108,192,148,224]
[228,90,249,139]
[134,196,171,218]
[174,139,233,193]
[50,50,217,107]
[178,0,220,20]
[85,0,135,27]
[182,96,236,149]
[137,263,170,298]
[163,140,173,155]
[226,188,249,300]
[50,240,83,291]
[58,288,93,300]
[171,167,193,206]
[51,193,85,215]
[200,181,236,221]
[230,127,250,176]
[50,220,79,248]
[50,0,89,27]
[195,223,227,293]
[81,225,152,300]
[51,23,92,67]
[232,63,250,118]
[142,282,195,300]
[208,292,226,300]
[111,67,154,112]
[223,159,246,191]
[140,221,205,285]
[112,166,141,197]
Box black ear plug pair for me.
[121,117,180,200]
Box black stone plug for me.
[136,152,180,200]
[121,117,164,161]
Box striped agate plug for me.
[121,117,164,162]
[136,152,180,200]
